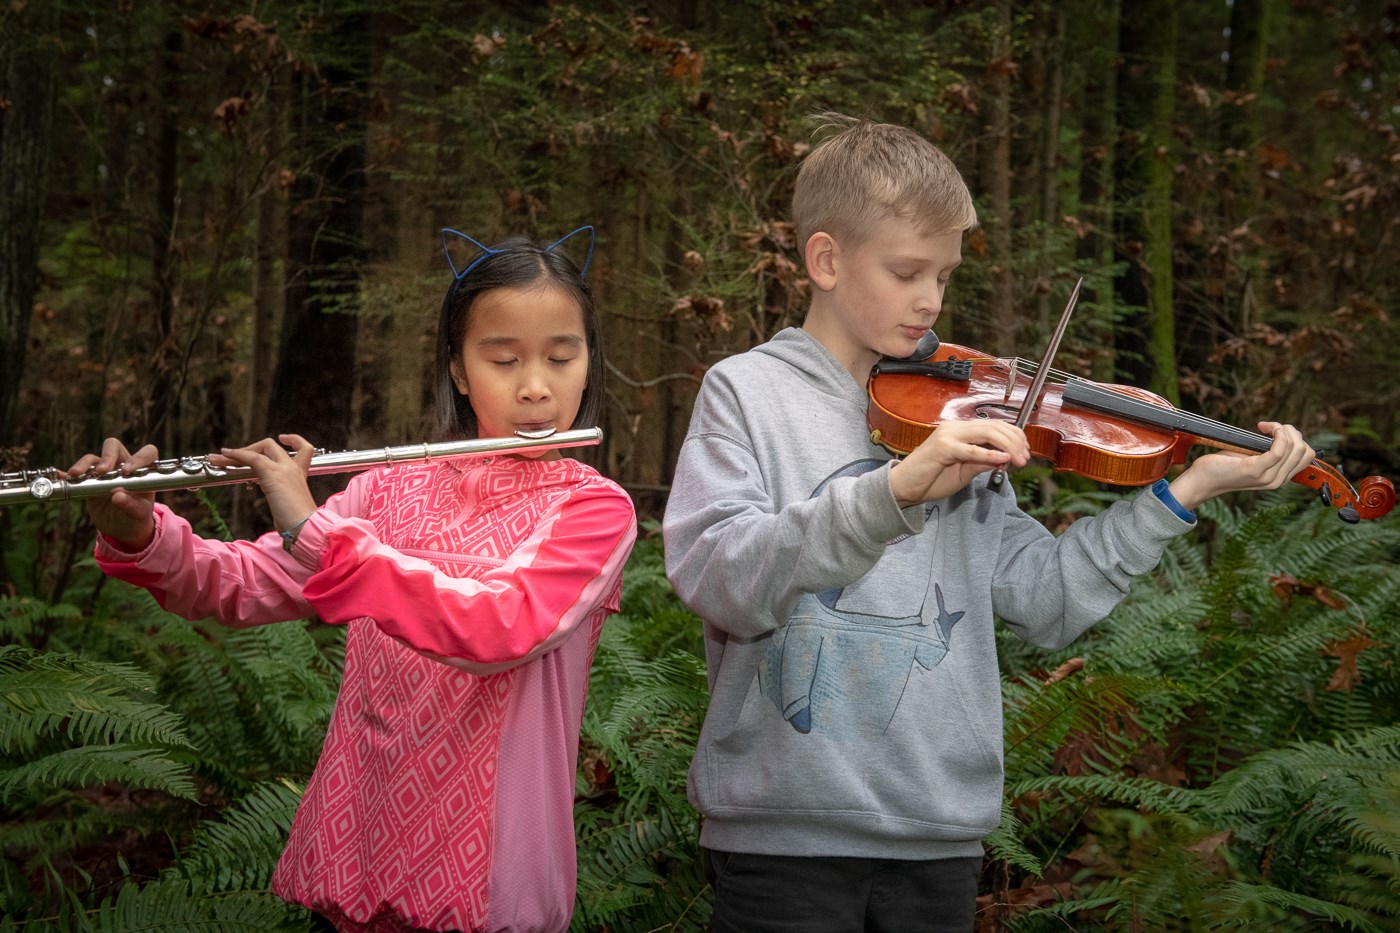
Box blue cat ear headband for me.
[440,225,596,280]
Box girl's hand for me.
[68,438,159,551]
[890,420,1031,506]
[1167,421,1316,511]
[209,434,319,534]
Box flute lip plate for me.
[513,428,558,440]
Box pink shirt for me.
[96,455,636,933]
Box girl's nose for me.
[518,365,552,401]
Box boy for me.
[661,114,1315,933]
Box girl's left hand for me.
[209,434,318,533]
[1167,421,1316,511]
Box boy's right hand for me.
[889,420,1031,506]
[68,438,159,551]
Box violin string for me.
[1003,357,1272,445]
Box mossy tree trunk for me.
[1114,0,1180,404]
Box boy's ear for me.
[805,232,838,292]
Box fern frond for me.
[71,876,308,933]
[1214,879,1390,932]
[573,807,701,928]
[1002,672,1166,778]
[174,780,303,892]
[1198,727,1400,818]
[0,645,189,755]
[1010,772,1193,815]
[0,596,81,641]
[0,794,184,862]
[221,622,339,767]
[152,619,257,769]
[0,744,196,804]
[583,619,708,817]
[984,798,1043,875]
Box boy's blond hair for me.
[792,113,976,252]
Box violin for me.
[866,339,1396,523]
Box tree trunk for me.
[1036,3,1068,330]
[143,27,184,451]
[0,4,57,447]
[988,0,1016,356]
[1114,0,1179,404]
[267,16,370,456]
[1075,0,1121,381]
[1222,0,1271,324]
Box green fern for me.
[50,876,306,933]
[174,780,304,893]
[572,807,708,933]
[0,645,190,755]
[0,596,81,641]
[0,745,197,804]
[571,533,711,932]
[0,644,197,807]
[996,496,1400,930]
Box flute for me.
[0,428,603,507]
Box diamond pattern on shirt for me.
[270,459,574,933]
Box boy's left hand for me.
[1166,421,1316,511]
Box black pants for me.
[704,848,980,933]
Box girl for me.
[70,229,637,933]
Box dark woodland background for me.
[1,1,1399,931]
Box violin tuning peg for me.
[1337,505,1360,524]
[1318,484,1333,506]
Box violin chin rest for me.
[899,330,941,361]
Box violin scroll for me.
[1291,460,1394,523]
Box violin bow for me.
[988,276,1083,489]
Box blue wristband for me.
[1151,479,1196,523]
[280,513,314,553]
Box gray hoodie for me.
[662,327,1194,860]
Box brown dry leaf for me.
[1269,571,1300,601]
[1044,657,1084,685]
[1320,626,1385,692]
[1187,830,1233,874]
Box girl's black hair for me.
[434,237,603,440]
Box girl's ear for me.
[805,232,839,292]
[449,358,470,395]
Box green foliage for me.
[2,876,307,933]
[995,495,1400,930]
[572,527,711,932]
[3,491,1399,930]
[0,644,199,820]
[0,572,335,928]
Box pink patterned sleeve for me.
[93,481,369,628]
[297,481,636,673]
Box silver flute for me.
[0,427,602,507]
